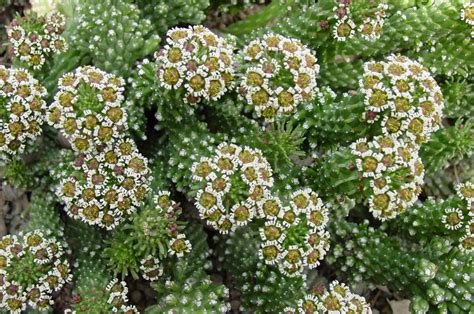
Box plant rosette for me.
[0,231,71,312]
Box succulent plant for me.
[0,0,472,312]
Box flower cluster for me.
[351,135,424,220]
[152,192,193,258]
[258,188,330,277]
[445,182,474,253]
[57,139,150,229]
[0,231,71,312]
[332,0,388,42]
[155,25,235,105]
[104,279,138,313]
[7,12,67,70]
[191,142,274,234]
[239,34,319,122]
[348,55,445,220]
[461,3,474,38]
[47,66,127,152]
[0,66,47,163]
[285,281,371,313]
[360,55,444,145]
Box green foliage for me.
[206,98,306,175]
[145,223,230,313]
[21,190,65,241]
[322,1,466,58]
[1,136,72,190]
[383,195,465,242]
[442,80,474,119]
[223,1,290,37]
[132,0,210,35]
[103,192,188,279]
[421,120,474,174]
[293,89,369,148]
[72,0,160,78]
[66,221,140,313]
[69,254,115,313]
[219,227,306,312]
[423,158,474,199]
[71,254,140,313]
[163,121,221,194]
[329,218,474,313]
[307,147,361,198]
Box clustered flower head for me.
[446,182,474,253]
[153,191,192,258]
[332,0,387,42]
[155,25,235,105]
[191,142,274,234]
[360,55,444,145]
[47,66,127,152]
[104,279,138,313]
[0,231,71,312]
[461,2,474,38]
[258,188,330,277]
[349,55,444,220]
[0,66,47,163]
[57,139,150,229]
[7,12,67,70]
[239,33,319,122]
[351,135,424,220]
[285,280,371,313]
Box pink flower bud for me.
[319,20,329,30]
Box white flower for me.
[442,208,464,230]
